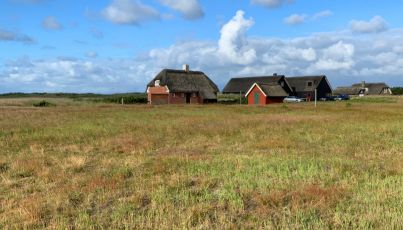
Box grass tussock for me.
[0,96,402,228]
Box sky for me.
[1,0,403,93]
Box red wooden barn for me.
[245,83,289,105]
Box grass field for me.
[0,97,402,229]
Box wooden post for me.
[240,90,242,105]
[315,89,317,108]
[121,98,124,105]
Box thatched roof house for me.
[352,82,392,95]
[146,65,219,104]
[333,87,364,95]
[334,82,392,96]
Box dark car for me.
[335,94,350,101]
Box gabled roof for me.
[222,75,286,94]
[245,83,289,97]
[147,69,219,100]
[351,82,390,95]
[334,87,363,95]
[286,75,329,92]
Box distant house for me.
[334,82,392,96]
[286,75,333,101]
[352,82,392,95]
[245,83,289,105]
[333,87,365,96]
[146,65,219,105]
[222,74,293,95]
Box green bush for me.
[103,95,147,104]
[33,100,56,107]
[391,87,403,95]
[217,94,247,104]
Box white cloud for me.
[310,41,355,71]
[102,0,160,25]
[86,51,98,58]
[284,14,307,25]
[312,10,333,20]
[350,16,388,33]
[159,0,204,20]
[42,16,63,30]
[284,10,332,25]
[218,10,256,65]
[0,28,34,43]
[251,0,293,8]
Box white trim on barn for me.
[244,83,267,98]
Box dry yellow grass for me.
[0,97,402,228]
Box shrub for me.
[33,100,55,107]
[103,95,148,104]
[391,87,403,95]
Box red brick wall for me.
[150,94,169,105]
[148,86,169,104]
[168,93,203,104]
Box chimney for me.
[361,81,365,89]
[183,64,189,72]
[154,80,160,87]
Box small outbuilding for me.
[222,74,293,95]
[146,65,219,105]
[245,83,289,105]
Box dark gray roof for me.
[222,75,285,94]
[147,69,219,100]
[351,82,390,95]
[257,83,289,97]
[286,76,327,92]
[334,87,363,95]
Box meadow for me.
[0,97,402,229]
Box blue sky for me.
[1,0,403,93]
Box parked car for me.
[283,96,303,103]
[334,94,350,101]
[319,96,336,101]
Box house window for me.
[307,81,313,87]
[181,93,185,97]
[173,93,176,98]
[192,93,197,97]
[280,81,284,87]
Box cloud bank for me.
[1,11,402,93]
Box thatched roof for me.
[286,76,328,92]
[334,87,363,95]
[256,83,288,97]
[222,75,286,94]
[351,82,390,95]
[147,69,219,100]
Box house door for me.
[186,93,191,104]
[254,92,260,104]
